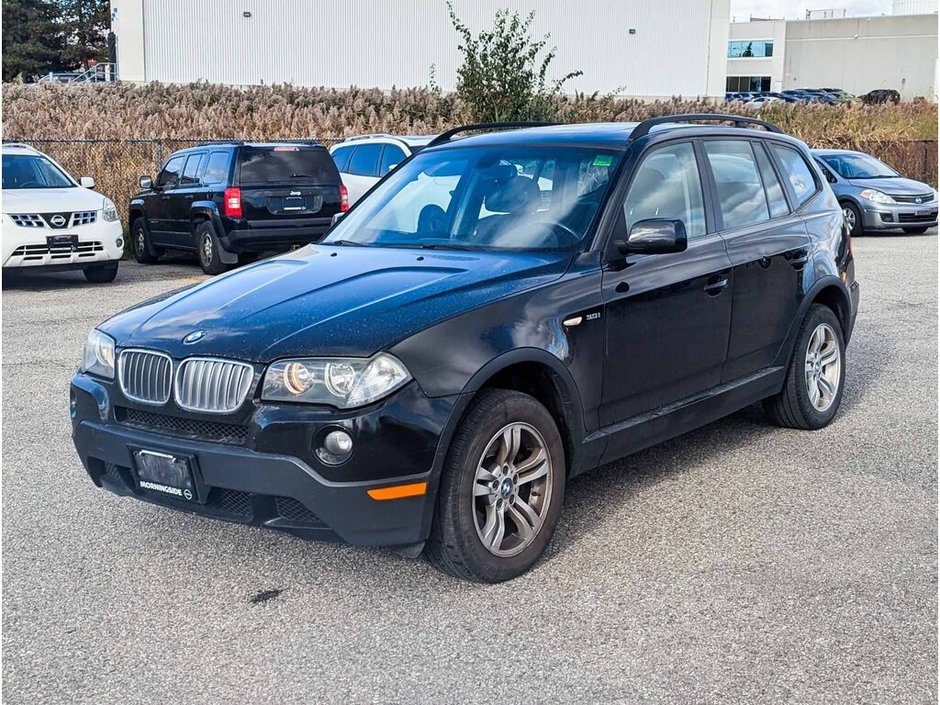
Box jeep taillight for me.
[339,184,349,212]
[224,187,242,217]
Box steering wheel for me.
[530,219,581,247]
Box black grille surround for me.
[115,406,250,445]
[898,209,938,223]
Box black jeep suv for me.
[130,142,348,274]
[72,116,859,582]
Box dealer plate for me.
[132,449,201,503]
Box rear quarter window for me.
[202,151,231,185]
[771,144,819,207]
[238,146,339,185]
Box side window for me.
[814,158,838,184]
[331,146,353,172]
[347,144,383,177]
[623,142,706,239]
[156,155,185,189]
[754,144,789,218]
[379,145,407,176]
[703,140,770,229]
[180,153,204,186]
[771,144,819,206]
[202,151,230,185]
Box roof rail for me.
[2,142,34,149]
[426,121,558,149]
[629,113,783,141]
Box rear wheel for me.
[902,226,929,234]
[83,262,118,283]
[196,222,229,275]
[841,201,863,236]
[425,389,565,582]
[764,304,845,430]
[132,218,161,264]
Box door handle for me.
[703,276,729,295]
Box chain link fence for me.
[4,137,937,229]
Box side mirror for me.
[331,212,345,227]
[79,176,95,189]
[616,219,688,256]
[139,175,153,190]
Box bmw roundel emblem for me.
[183,330,206,344]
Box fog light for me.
[316,429,353,465]
[116,237,124,248]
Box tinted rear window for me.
[238,147,338,185]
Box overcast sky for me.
[730,0,896,20]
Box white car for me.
[2,143,123,282]
[330,134,434,205]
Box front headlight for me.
[82,329,115,379]
[859,189,894,204]
[102,199,119,222]
[262,353,411,408]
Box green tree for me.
[446,2,582,122]
[2,0,65,81]
[57,0,109,70]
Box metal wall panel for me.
[139,0,727,97]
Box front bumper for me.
[2,218,123,268]
[70,373,457,547]
[861,202,938,230]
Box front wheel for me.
[841,201,863,237]
[902,226,929,234]
[196,222,229,275]
[83,262,119,283]
[425,389,566,582]
[132,218,161,264]
[764,304,845,430]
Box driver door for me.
[599,140,733,438]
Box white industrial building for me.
[110,0,731,98]
[727,11,938,99]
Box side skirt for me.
[589,366,786,468]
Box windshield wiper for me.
[326,239,368,247]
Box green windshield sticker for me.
[593,155,613,167]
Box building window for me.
[728,40,773,58]
[726,76,771,92]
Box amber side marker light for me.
[367,482,428,501]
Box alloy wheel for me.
[136,228,146,255]
[472,422,553,557]
[201,233,213,265]
[842,206,856,230]
[805,322,841,412]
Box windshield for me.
[2,154,74,189]
[820,153,898,179]
[238,146,339,185]
[325,145,622,251]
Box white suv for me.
[2,143,123,282]
[330,134,433,205]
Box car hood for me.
[846,177,935,196]
[2,186,107,213]
[100,245,571,362]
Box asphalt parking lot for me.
[2,230,937,704]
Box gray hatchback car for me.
[812,149,938,235]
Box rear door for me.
[236,145,343,223]
[170,151,208,248]
[703,138,813,381]
[342,143,384,204]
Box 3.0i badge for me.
[183,330,206,344]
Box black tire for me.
[841,201,863,237]
[902,226,929,234]
[425,389,566,583]
[83,262,119,283]
[195,222,229,275]
[763,304,845,430]
[132,218,161,264]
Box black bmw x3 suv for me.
[72,115,859,582]
[130,141,348,274]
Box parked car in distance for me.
[861,89,901,105]
[813,148,938,235]
[2,143,123,282]
[71,115,859,582]
[745,96,783,109]
[330,134,434,204]
[130,141,348,275]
